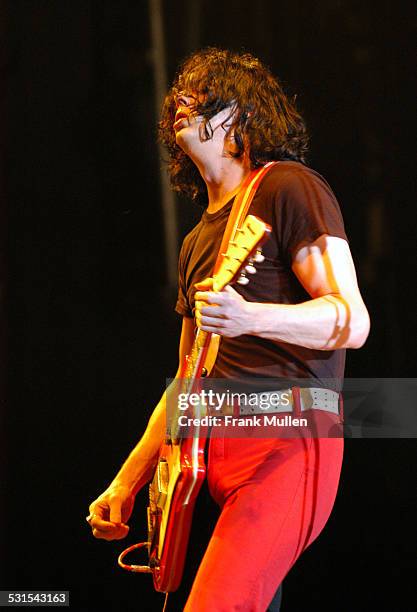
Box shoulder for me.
[260,161,335,198]
[259,161,343,220]
[253,161,347,259]
[252,161,343,228]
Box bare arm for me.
[195,236,370,350]
[110,316,195,493]
[88,316,194,540]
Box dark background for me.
[2,1,417,610]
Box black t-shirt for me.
[175,161,348,385]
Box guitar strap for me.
[212,161,278,276]
[202,161,278,375]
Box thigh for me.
[185,436,343,612]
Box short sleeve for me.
[275,167,347,262]
[175,238,193,317]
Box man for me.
[87,49,370,610]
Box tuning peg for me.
[245,264,256,274]
[237,274,249,285]
[253,250,265,263]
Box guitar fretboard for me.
[167,213,270,443]
[184,329,210,381]
[168,328,211,443]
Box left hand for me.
[194,279,254,338]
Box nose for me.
[175,93,196,108]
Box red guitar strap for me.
[198,161,277,377]
[212,161,278,276]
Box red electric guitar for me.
[118,214,271,592]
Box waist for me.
[208,387,342,419]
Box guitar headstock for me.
[212,215,271,292]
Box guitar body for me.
[148,433,206,592]
[146,332,220,591]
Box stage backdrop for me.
[4,1,416,610]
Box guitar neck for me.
[167,329,212,443]
[167,214,271,443]
[184,328,211,380]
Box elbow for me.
[347,305,371,349]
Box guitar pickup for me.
[156,459,169,508]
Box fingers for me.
[87,511,129,541]
[196,303,225,318]
[195,294,224,329]
[195,293,230,331]
[92,523,129,541]
[88,499,105,519]
[194,277,214,290]
[194,290,225,304]
[195,305,227,334]
[199,319,226,332]
[194,284,249,338]
[87,490,133,541]
[195,287,225,331]
[196,325,225,334]
[195,285,239,304]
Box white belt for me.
[237,387,340,416]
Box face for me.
[173,91,237,160]
[173,91,204,149]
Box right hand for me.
[87,483,135,541]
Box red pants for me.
[184,421,343,611]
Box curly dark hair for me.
[159,48,309,205]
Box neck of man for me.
[195,155,251,214]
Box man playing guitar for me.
[87,48,370,611]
